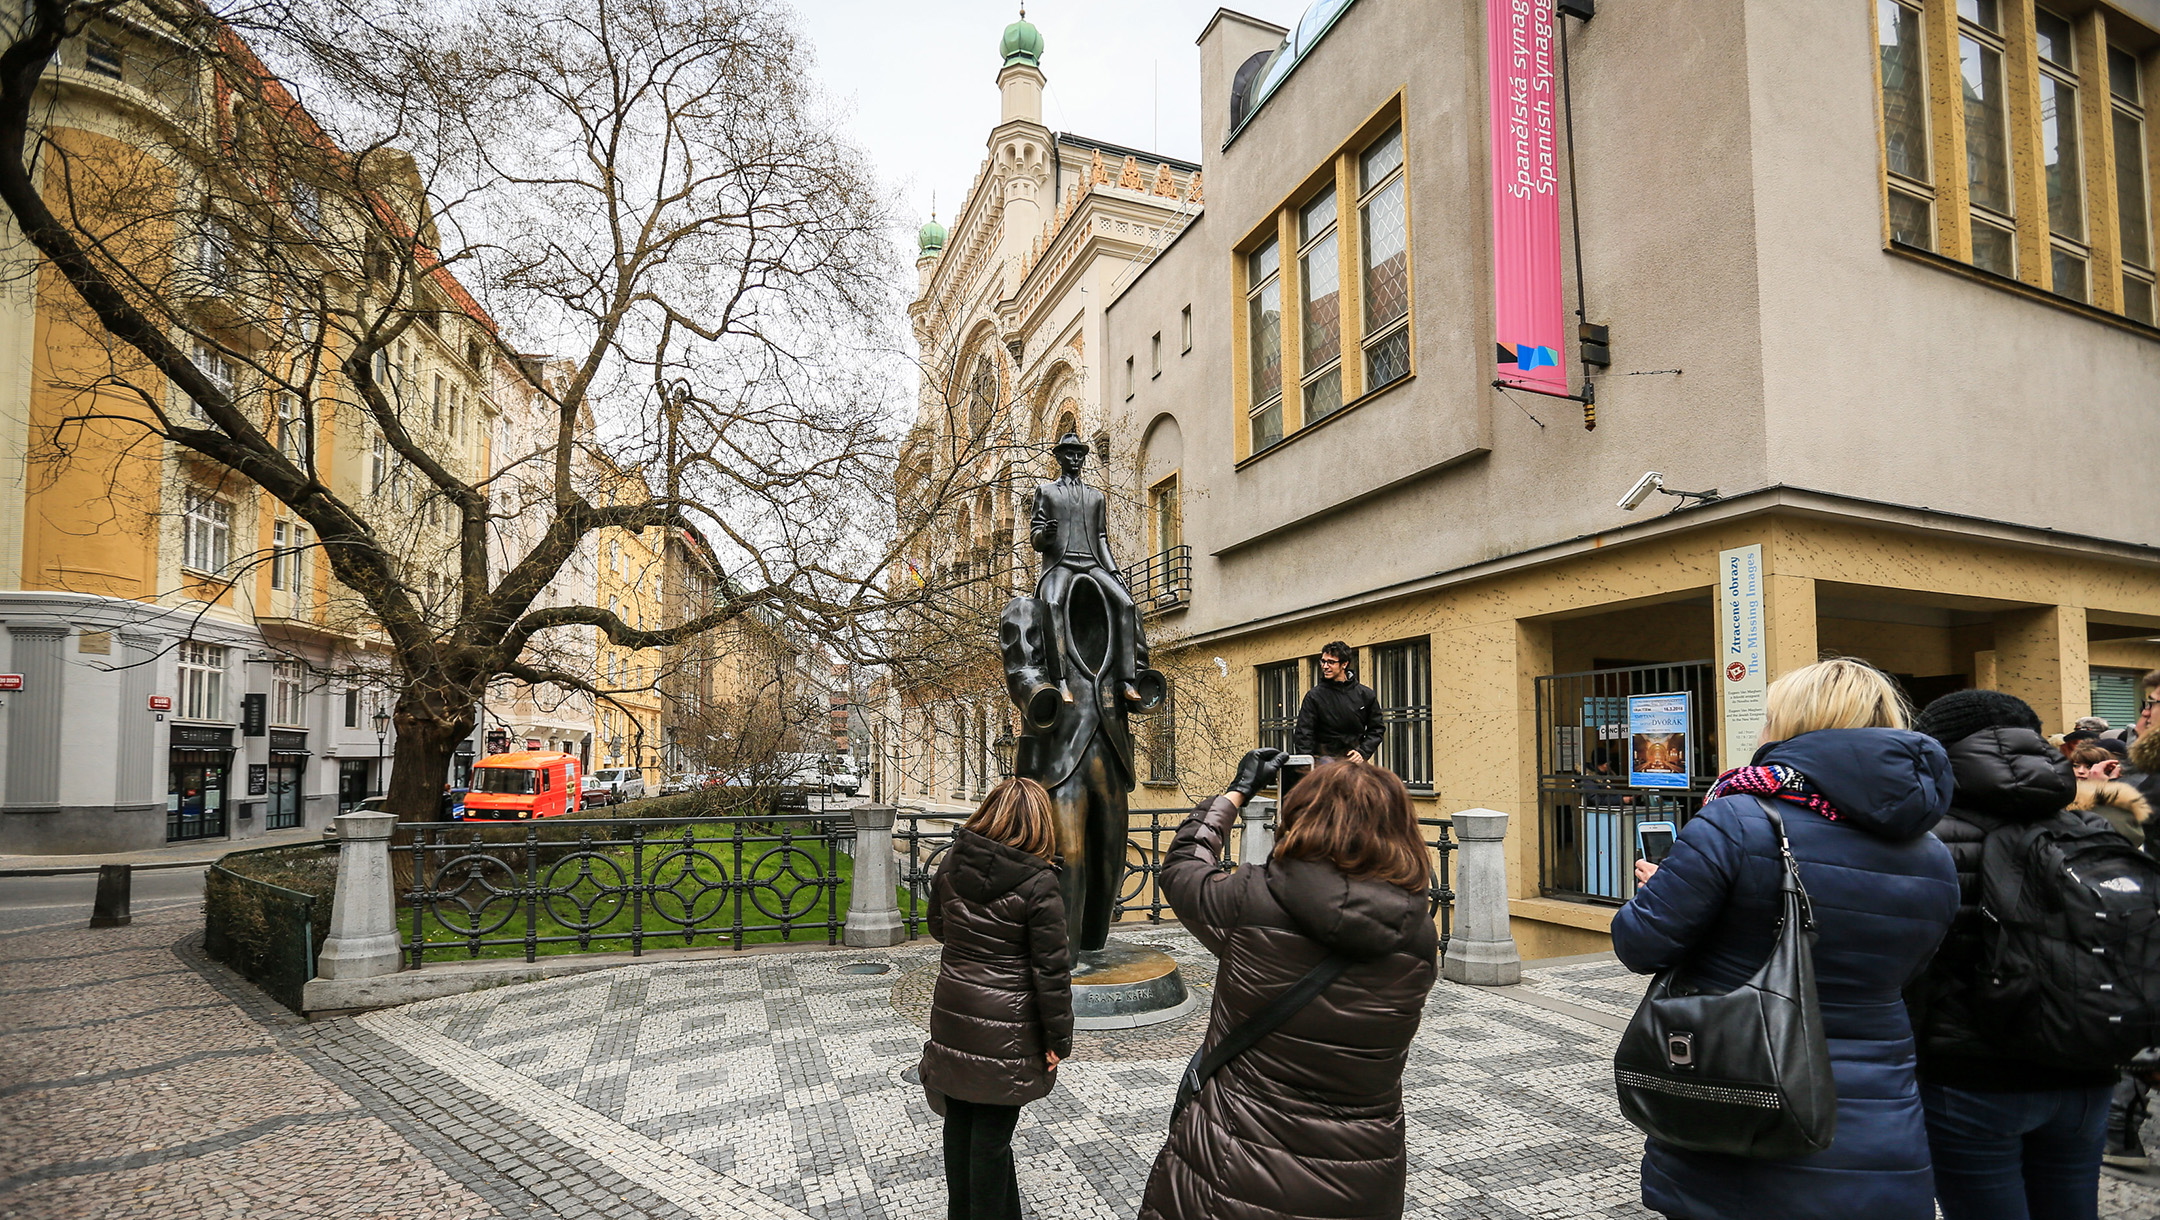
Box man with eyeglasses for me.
[1292,641,1383,769]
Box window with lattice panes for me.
[182,489,231,573]
[178,641,227,721]
[1360,125,1410,390]
[271,661,306,726]
[1257,660,1300,753]
[1960,2,2017,276]
[2036,8,2089,301]
[1878,1,1934,248]
[2114,45,2156,323]
[1246,238,1283,450]
[1299,184,1343,421]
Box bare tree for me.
[0,0,973,818]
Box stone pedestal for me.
[1441,808,1522,986]
[1070,943,1197,1029]
[845,805,906,948]
[314,811,402,980]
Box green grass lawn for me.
[398,822,916,962]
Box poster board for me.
[1717,543,1768,768]
[1628,692,1691,789]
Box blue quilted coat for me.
[1611,729,1961,1220]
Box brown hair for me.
[2069,743,2119,768]
[963,777,1059,861]
[1273,761,1430,892]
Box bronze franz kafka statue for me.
[998,432,1165,952]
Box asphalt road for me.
[0,865,206,934]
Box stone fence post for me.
[1239,797,1275,867]
[314,811,402,980]
[1440,808,1521,986]
[845,804,906,948]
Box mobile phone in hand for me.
[1637,820,1677,865]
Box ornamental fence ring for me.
[539,850,632,932]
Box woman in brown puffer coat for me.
[918,777,1073,1220]
[1140,752,1439,1220]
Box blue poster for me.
[1628,693,1691,789]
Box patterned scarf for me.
[1704,763,1843,822]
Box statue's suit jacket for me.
[1029,476,1116,571]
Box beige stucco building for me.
[893,13,1205,808]
[1105,0,2160,957]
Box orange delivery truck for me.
[459,751,583,820]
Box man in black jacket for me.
[1905,690,2120,1214]
[1292,642,1383,763]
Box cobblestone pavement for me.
[3,904,2155,1220]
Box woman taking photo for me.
[1613,658,1960,1220]
[917,778,1073,1220]
[1139,753,1438,1220]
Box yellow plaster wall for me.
[1197,512,2160,954]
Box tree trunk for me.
[386,697,475,823]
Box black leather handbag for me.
[1173,952,1347,1122]
[1613,799,1836,1158]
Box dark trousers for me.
[1047,741,1122,952]
[943,1097,1022,1220]
[1920,1082,2112,1220]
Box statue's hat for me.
[1053,431,1090,456]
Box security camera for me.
[1618,471,1664,512]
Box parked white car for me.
[585,768,647,803]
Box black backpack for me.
[1973,812,2160,1071]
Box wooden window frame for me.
[1879,0,2160,322]
[1232,93,1410,464]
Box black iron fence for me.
[398,814,852,966]
[204,844,325,1012]
[894,807,1455,957]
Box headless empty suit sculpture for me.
[1000,433,1164,953]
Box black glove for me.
[1227,748,1288,800]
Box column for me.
[1995,605,2089,733]
[1764,574,1818,680]
[845,804,906,948]
[1441,808,1521,986]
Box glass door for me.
[167,752,230,841]
[265,764,302,829]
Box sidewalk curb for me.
[0,857,227,877]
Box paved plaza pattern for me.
[1,902,2155,1219]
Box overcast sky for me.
[803,1,1304,236]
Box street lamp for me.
[993,728,1016,779]
[372,707,390,796]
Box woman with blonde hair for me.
[1138,752,1438,1220]
[918,777,1072,1220]
[1614,658,1960,1219]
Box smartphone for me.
[1637,820,1677,865]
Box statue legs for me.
[1046,738,1124,953]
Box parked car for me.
[460,752,583,820]
[662,771,720,795]
[585,768,647,804]
[579,777,616,807]
[825,755,862,797]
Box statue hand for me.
[1227,748,1289,800]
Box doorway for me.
[167,751,232,842]
[265,762,304,829]
[337,760,370,812]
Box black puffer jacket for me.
[1906,726,2117,1091]
[918,829,1074,1106]
[1293,677,1383,759]
[1139,796,1438,1220]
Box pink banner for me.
[1487,0,1566,396]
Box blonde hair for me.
[963,777,1059,860]
[1760,658,1910,743]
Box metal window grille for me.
[1534,661,1716,905]
[1371,638,1432,789]
[1256,660,1299,752]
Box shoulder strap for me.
[1190,952,1350,1089]
[1753,797,1817,932]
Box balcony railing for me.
[1125,544,1191,610]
